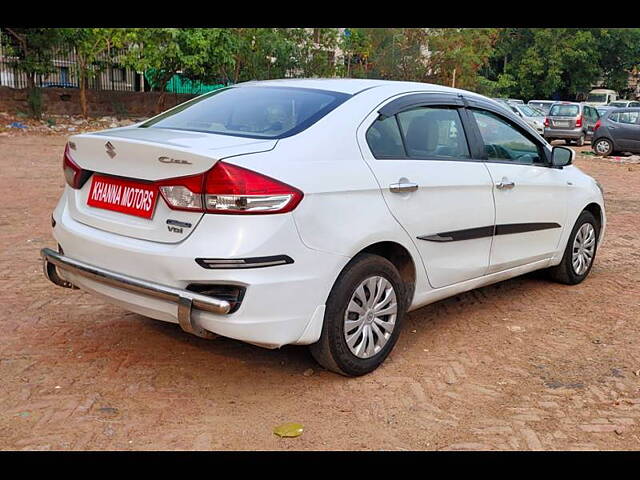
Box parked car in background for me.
[508,103,546,134]
[40,79,606,376]
[596,105,615,117]
[607,100,640,108]
[507,99,524,105]
[585,89,618,107]
[42,82,78,89]
[592,108,640,156]
[528,100,556,115]
[544,102,600,146]
[491,98,511,108]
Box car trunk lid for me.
[65,127,277,243]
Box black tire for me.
[593,138,613,157]
[576,134,585,147]
[309,253,407,377]
[547,210,599,285]
[564,139,573,145]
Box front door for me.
[358,95,496,288]
[465,107,569,272]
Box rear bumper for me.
[42,247,230,338]
[47,190,350,348]
[544,128,584,139]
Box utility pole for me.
[452,68,456,88]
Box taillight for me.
[157,173,205,212]
[575,116,583,128]
[544,117,549,127]
[594,119,601,131]
[63,143,92,189]
[203,162,303,214]
[156,161,303,215]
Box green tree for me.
[121,28,235,112]
[482,28,640,101]
[337,28,372,78]
[226,28,299,82]
[59,28,123,117]
[593,29,640,95]
[2,28,61,117]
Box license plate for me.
[87,174,158,219]
[554,121,569,127]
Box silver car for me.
[508,104,546,134]
[543,102,600,146]
[528,100,556,116]
[608,100,640,108]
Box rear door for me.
[464,98,569,272]
[358,93,495,289]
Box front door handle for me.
[496,177,515,190]
[389,182,419,193]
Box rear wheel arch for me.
[349,241,417,309]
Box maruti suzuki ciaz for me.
[42,79,606,376]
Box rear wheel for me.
[593,138,613,156]
[548,210,599,285]
[309,253,406,376]
[576,134,585,147]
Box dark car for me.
[41,82,78,89]
[544,102,600,146]
[592,108,640,156]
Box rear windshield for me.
[549,104,580,117]
[140,86,351,139]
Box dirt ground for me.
[0,134,639,451]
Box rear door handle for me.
[496,177,515,190]
[389,182,418,193]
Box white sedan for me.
[42,79,606,376]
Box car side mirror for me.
[551,146,574,168]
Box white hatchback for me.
[43,79,606,376]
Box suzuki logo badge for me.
[105,141,116,158]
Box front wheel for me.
[548,210,599,285]
[309,253,406,376]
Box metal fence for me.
[0,29,231,95]
[0,29,142,92]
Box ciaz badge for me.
[158,156,192,165]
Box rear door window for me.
[365,115,406,158]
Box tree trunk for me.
[26,73,41,119]
[156,76,171,114]
[157,90,167,114]
[79,74,89,118]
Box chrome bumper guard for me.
[41,247,230,339]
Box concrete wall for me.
[0,86,195,117]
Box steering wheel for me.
[486,144,511,160]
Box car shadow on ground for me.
[133,268,563,378]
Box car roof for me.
[236,78,482,97]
